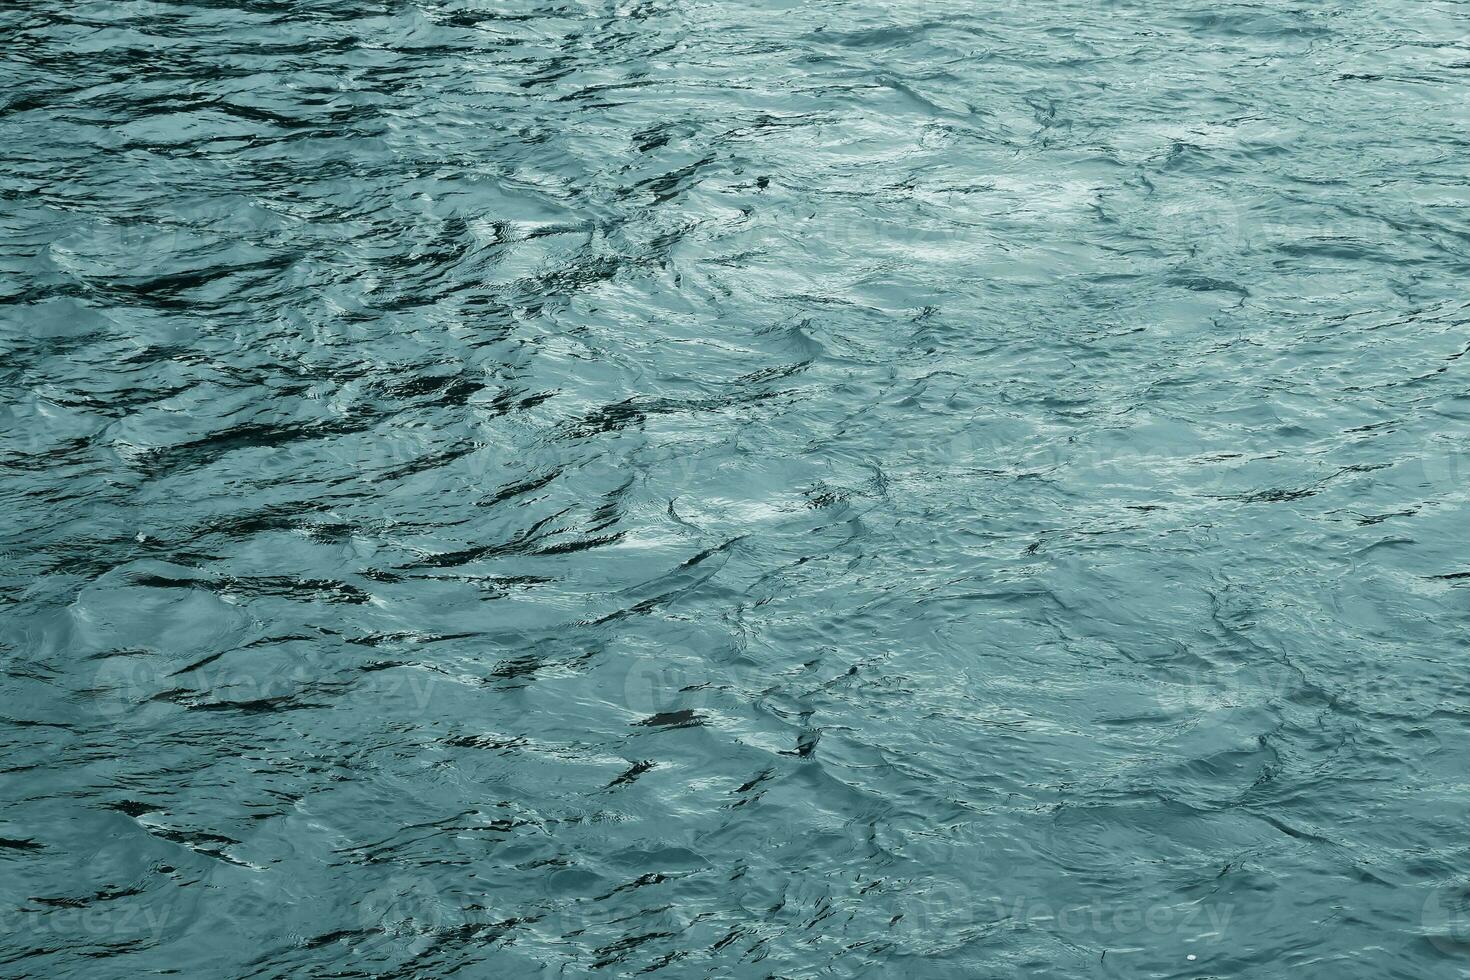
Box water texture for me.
[3,0,1469,976]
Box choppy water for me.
[3,0,1470,976]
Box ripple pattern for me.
[3,1,1470,977]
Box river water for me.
[3,1,1469,976]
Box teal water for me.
[3,1,1470,976]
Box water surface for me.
[3,1,1470,976]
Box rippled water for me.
[3,0,1470,976]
